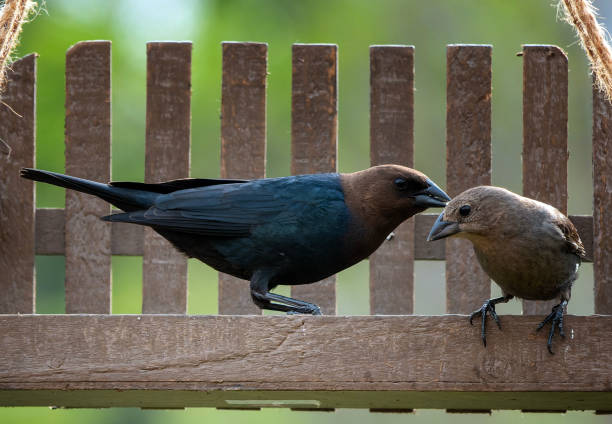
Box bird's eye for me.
[394,177,409,190]
[459,205,471,217]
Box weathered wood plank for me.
[369,45,415,315]
[290,44,338,315]
[593,82,612,314]
[1,315,611,410]
[64,41,111,314]
[445,45,492,314]
[33,210,594,262]
[0,54,36,314]
[219,42,267,315]
[143,42,192,314]
[522,45,568,316]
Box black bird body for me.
[22,165,449,314]
[145,174,353,286]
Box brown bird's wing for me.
[553,216,586,258]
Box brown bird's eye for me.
[459,205,471,217]
[394,177,409,190]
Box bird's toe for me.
[538,303,566,355]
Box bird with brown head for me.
[427,186,585,354]
[22,164,449,315]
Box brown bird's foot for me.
[536,301,567,355]
[469,295,514,347]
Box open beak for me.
[427,211,461,241]
[412,179,451,208]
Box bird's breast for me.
[473,237,580,300]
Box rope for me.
[0,0,36,94]
[560,0,612,100]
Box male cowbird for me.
[22,165,449,315]
[427,186,585,354]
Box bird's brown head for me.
[341,165,450,232]
[427,186,520,242]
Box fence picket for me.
[593,84,612,314]
[142,42,192,314]
[0,54,36,314]
[521,45,568,315]
[65,41,112,314]
[445,45,492,314]
[218,42,267,315]
[369,45,415,315]
[290,44,338,316]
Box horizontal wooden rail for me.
[1,315,610,409]
[34,209,594,262]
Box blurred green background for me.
[3,0,608,423]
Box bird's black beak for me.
[411,179,451,208]
[427,211,461,241]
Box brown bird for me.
[427,186,585,353]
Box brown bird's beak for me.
[411,179,451,208]
[427,212,460,241]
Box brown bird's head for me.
[341,165,450,233]
[427,186,506,241]
[428,185,586,257]
[427,186,560,242]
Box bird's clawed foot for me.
[469,295,513,347]
[287,304,322,315]
[536,301,566,355]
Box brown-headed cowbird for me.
[427,186,585,354]
[22,165,449,315]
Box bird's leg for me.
[249,271,322,315]
[536,299,568,355]
[469,294,514,347]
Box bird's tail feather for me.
[20,168,157,212]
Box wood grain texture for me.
[219,42,267,315]
[522,45,569,315]
[446,45,492,314]
[143,42,192,314]
[369,45,415,315]
[593,83,612,314]
[1,315,612,410]
[33,210,594,262]
[290,44,337,316]
[0,54,36,314]
[64,41,111,314]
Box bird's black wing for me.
[103,178,327,237]
[109,178,249,194]
[553,216,586,258]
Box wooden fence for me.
[0,41,611,412]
